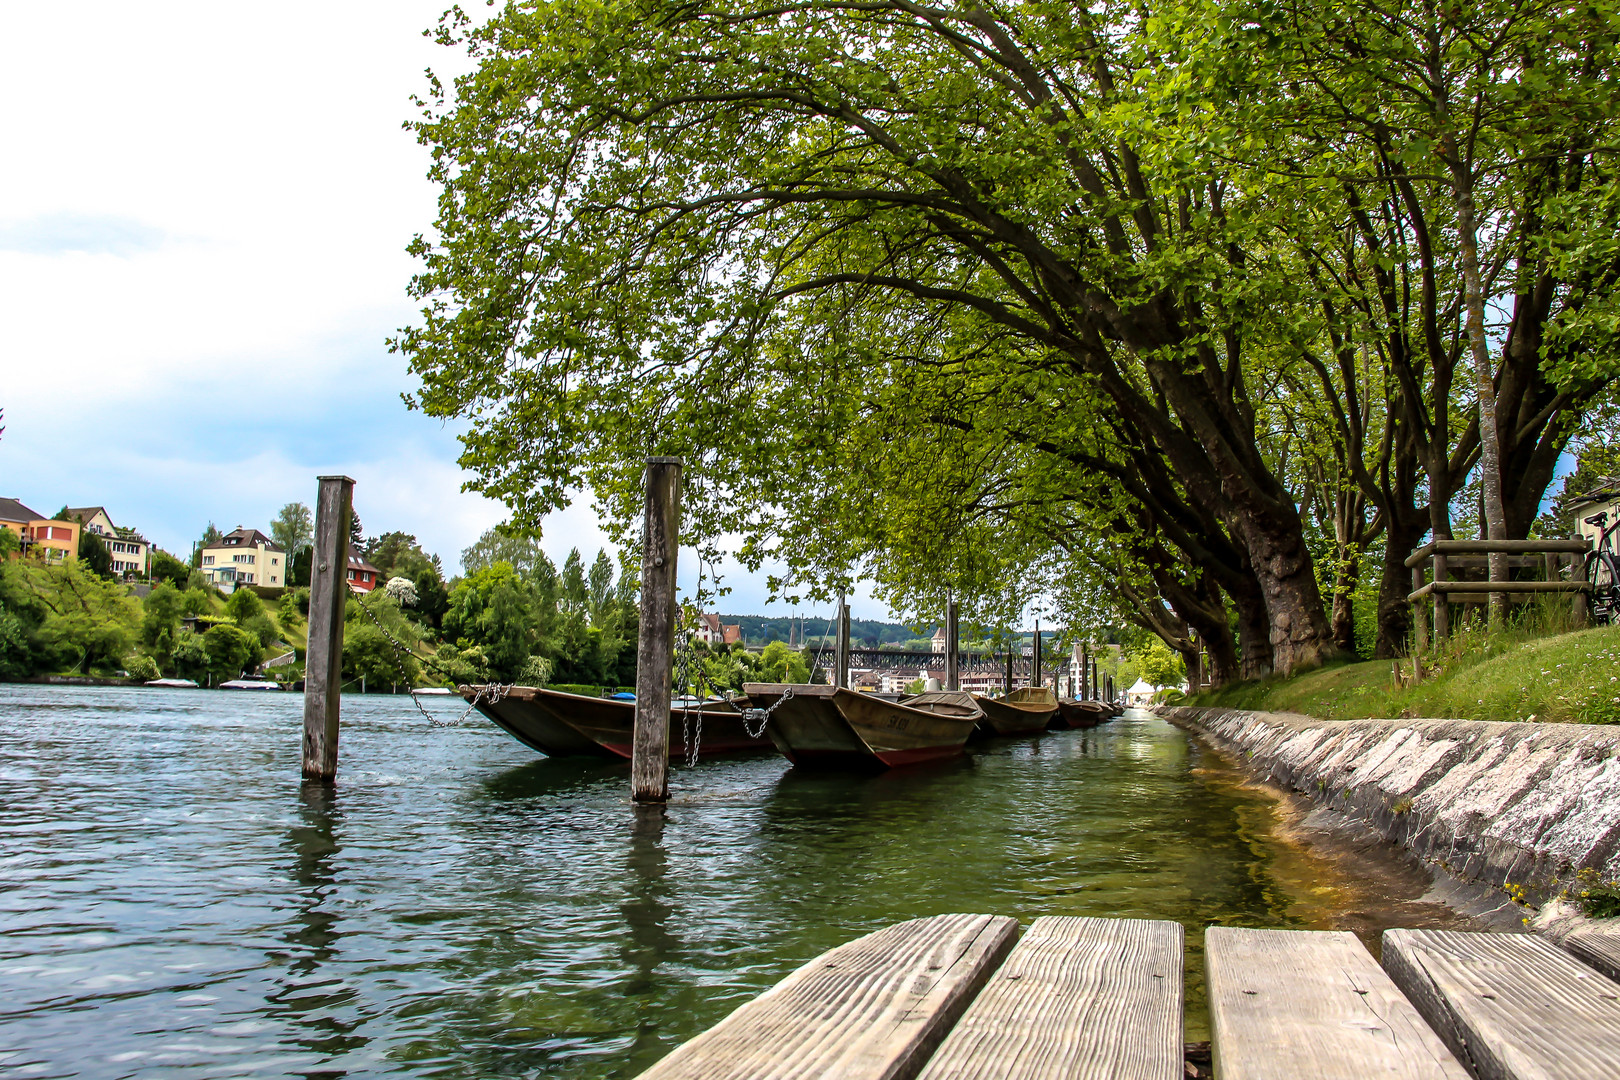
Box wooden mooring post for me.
[835,592,850,689]
[1032,620,1042,689]
[302,475,354,783]
[632,457,681,804]
[945,593,959,692]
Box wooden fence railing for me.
[1405,536,1591,651]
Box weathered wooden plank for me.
[1383,928,1620,1080]
[631,456,680,803]
[636,913,1019,1080]
[1205,926,1468,1080]
[915,916,1182,1080]
[1561,925,1620,984]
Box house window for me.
[234,553,252,563]
[271,558,278,566]
[204,555,215,565]
[347,569,355,579]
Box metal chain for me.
[350,584,511,727]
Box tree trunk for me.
[1330,551,1359,657]
[1375,511,1425,658]
[1450,158,1509,627]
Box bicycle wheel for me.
[1588,550,1620,625]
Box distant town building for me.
[345,553,383,593]
[691,613,743,645]
[200,527,285,589]
[0,499,79,564]
[65,506,149,579]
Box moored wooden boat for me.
[463,685,772,760]
[1054,698,1110,729]
[973,686,1060,735]
[743,684,980,769]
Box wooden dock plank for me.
[1205,926,1468,1080]
[914,916,1183,1080]
[1559,925,1620,984]
[1383,928,1620,1080]
[635,912,1019,1080]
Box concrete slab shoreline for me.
[1157,706,1620,919]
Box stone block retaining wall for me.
[1158,706,1620,908]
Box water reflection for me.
[0,690,1462,1080]
[620,806,676,1064]
[266,783,369,1075]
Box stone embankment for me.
[1158,706,1620,917]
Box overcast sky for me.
[0,2,894,621]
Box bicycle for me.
[1586,511,1620,625]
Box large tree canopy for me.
[399,0,1620,681]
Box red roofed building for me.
[346,553,383,593]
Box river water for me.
[2,685,1432,1078]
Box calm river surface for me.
[3,685,1409,1078]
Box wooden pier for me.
[636,913,1620,1080]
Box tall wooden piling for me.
[945,593,959,692]
[1080,641,1091,700]
[632,457,681,804]
[835,592,850,689]
[1032,621,1042,689]
[302,475,354,783]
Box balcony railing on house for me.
[1405,536,1591,651]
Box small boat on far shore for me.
[219,678,281,691]
[464,685,772,760]
[145,678,199,689]
[744,684,980,770]
[973,686,1060,736]
[1054,699,1110,729]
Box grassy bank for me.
[1190,625,1620,725]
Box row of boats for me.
[466,683,1123,771]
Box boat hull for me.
[1053,699,1110,729]
[743,684,978,770]
[464,686,771,760]
[972,686,1059,735]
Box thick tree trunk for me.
[1232,500,1339,675]
[1226,572,1274,681]
[1330,551,1359,656]
[1375,512,1426,659]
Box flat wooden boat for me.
[972,686,1060,735]
[743,684,980,769]
[463,685,772,760]
[1054,698,1110,729]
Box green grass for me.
[1191,625,1620,725]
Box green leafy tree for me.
[202,623,261,680]
[192,523,222,567]
[343,591,421,688]
[77,529,113,579]
[270,502,313,564]
[141,582,185,670]
[171,632,209,681]
[460,526,547,576]
[442,562,547,681]
[149,548,190,587]
[289,547,313,587]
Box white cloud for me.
[0,1,899,621]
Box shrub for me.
[125,654,160,681]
